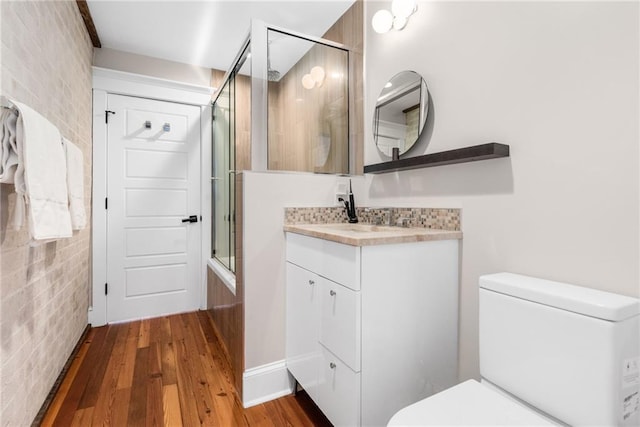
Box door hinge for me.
[105,197,108,209]
[105,110,116,124]
[105,283,108,295]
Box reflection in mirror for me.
[373,71,428,159]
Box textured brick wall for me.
[0,2,93,425]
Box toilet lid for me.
[388,380,557,426]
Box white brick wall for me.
[0,1,93,425]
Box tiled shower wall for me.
[0,2,93,425]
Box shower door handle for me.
[181,215,198,223]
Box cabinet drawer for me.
[285,262,321,400]
[320,280,361,371]
[286,233,360,290]
[317,345,361,427]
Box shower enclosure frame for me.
[250,19,354,172]
[211,20,355,274]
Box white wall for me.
[242,171,365,369]
[364,1,639,380]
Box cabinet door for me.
[320,280,361,371]
[317,345,361,427]
[286,262,321,400]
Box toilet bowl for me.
[388,273,640,426]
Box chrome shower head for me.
[268,68,281,81]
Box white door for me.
[106,94,201,323]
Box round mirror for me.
[373,71,429,159]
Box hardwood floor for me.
[40,311,331,426]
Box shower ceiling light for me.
[372,0,417,34]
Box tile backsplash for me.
[285,207,461,231]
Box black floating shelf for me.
[364,142,510,174]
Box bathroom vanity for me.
[284,223,462,426]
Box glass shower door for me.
[212,78,235,272]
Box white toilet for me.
[389,272,640,426]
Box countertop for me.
[283,223,462,247]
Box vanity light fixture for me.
[310,66,325,85]
[302,65,326,89]
[372,0,418,34]
[302,74,315,89]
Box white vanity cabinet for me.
[285,230,460,426]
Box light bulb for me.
[391,0,417,19]
[393,15,408,31]
[372,9,393,34]
[310,66,325,85]
[301,74,315,89]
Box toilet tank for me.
[479,273,640,426]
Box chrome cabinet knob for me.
[329,290,336,296]
[329,362,336,369]
[308,279,315,285]
[144,120,152,129]
[163,122,171,132]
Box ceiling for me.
[86,0,356,73]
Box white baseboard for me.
[242,360,295,408]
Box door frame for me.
[91,67,213,326]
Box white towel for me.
[63,138,86,230]
[0,101,28,229]
[0,107,20,184]
[11,99,72,241]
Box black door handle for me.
[182,215,198,223]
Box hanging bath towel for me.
[11,99,72,241]
[0,107,20,184]
[63,138,86,230]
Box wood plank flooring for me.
[40,311,331,426]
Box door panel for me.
[125,264,187,296]
[107,94,200,322]
[125,227,186,257]
[125,149,188,180]
[125,188,187,217]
